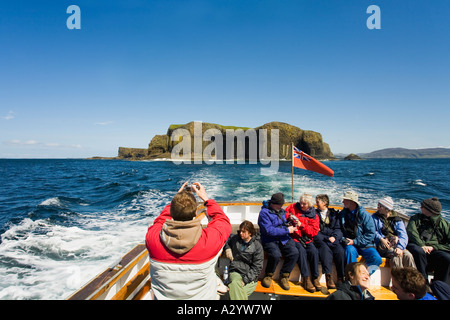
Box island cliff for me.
[117,121,334,161]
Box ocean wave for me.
[0,213,150,299]
[412,179,427,186]
[39,196,89,208]
[0,184,168,299]
[1,159,448,300]
[39,197,63,207]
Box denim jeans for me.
[345,245,382,275]
[263,238,299,275]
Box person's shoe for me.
[302,276,315,293]
[279,273,290,291]
[313,277,322,291]
[261,273,273,288]
[325,274,336,289]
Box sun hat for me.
[342,190,360,205]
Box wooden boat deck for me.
[252,257,397,300]
[253,281,397,300]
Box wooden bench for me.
[253,280,398,300]
[252,256,398,300]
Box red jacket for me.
[146,199,231,263]
[145,199,231,299]
[285,203,320,244]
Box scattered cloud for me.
[6,140,38,146]
[5,140,82,149]
[1,110,15,120]
[94,121,114,125]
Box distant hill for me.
[361,148,450,159]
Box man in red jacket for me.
[145,182,231,300]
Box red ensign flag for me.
[292,146,334,177]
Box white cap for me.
[378,197,394,211]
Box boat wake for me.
[0,189,167,300]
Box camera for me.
[287,215,299,227]
[184,185,193,192]
[340,238,350,246]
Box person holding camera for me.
[339,191,382,275]
[258,192,299,291]
[372,197,416,269]
[406,197,450,283]
[145,182,232,300]
[286,192,321,292]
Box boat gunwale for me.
[66,243,148,300]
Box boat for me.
[67,201,410,300]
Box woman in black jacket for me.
[313,194,345,289]
[224,220,264,300]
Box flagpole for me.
[291,142,294,202]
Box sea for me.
[0,158,449,300]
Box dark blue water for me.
[0,158,448,299]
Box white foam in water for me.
[0,190,168,300]
[1,163,447,300]
[0,219,146,299]
[39,197,63,207]
[413,179,427,186]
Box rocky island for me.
[344,153,363,160]
[113,121,334,161]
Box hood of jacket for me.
[160,218,203,254]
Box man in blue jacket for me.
[258,192,299,290]
[339,191,382,275]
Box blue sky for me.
[1,0,449,158]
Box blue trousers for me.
[315,238,345,279]
[345,245,382,275]
[263,238,299,275]
[294,241,319,278]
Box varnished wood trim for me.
[66,244,148,300]
[132,279,152,300]
[111,262,150,300]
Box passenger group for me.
[145,182,450,300]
